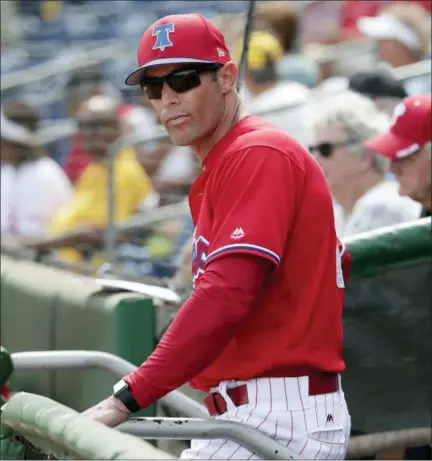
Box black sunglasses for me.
[308,140,359,158]
[139,64,222,100]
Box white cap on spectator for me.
[119,105,161,153]
[1,110,37,147]
[357,15,422,52]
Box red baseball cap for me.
[125,14,232,86]
[364,94,431,160]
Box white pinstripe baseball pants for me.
[181,376,351,460]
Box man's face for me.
[314,124,366,196]
[376,39,415,68]
[143,64,226,147]
[390,145,431,205]
[0,138,16,164]
[374,97,403,117]
[77,111,120,158]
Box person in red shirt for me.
[62,69,128,184]
[82,14,352,459]
[340,1,431,40]
[340,0,389,39]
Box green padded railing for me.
[1,392,174,460]
[345,217,431,278]
[0,256,156,415]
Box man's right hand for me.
[81,395,131,428]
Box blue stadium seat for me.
[216,1,248,14]
[96,17,119,41]
[4,0,230,138]
[0,49,30,75]
[24,17,67,42]
[26,56,48,68]
[64,12,101,43]
[84,0,125,17]
[116,13,156,42]
[17,0,42,18]
[24,41,61,61]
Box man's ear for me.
[217,62,238,94]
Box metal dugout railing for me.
[10,350,301,460]
[8,350,432,459]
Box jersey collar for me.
[202,115,254,172]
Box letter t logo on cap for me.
[152,23,175,51]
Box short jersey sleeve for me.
[206,147,300,267]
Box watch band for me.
[113,379,140,413]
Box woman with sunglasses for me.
[82,14,353,460]
[310,90,421,238]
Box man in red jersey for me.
[82,14,352,459]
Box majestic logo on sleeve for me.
[231,227,245,240]
[152,24,175,51]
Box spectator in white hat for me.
[364,94,431,217]
[311,90,421,238]
[1,102,73,237]
[357,2,431,95]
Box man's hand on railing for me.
[19,225,106,251]
[81,395,130,428]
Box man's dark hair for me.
[2,100,43,162]
[348,71,408,100]
[255,3,298,53]
[65,66,105,115]
[2,100,40,132]
[66,66,104,90]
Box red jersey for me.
[188,115,346,391]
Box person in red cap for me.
[82,14,352,459]
[364,94,431,217]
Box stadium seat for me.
[217,1,248,14]
[116,13,156,41]
[64,12,101,42]
[0,51,30,75]
[24,18,67,42]
[96,17,119,41]
[1,0,227,129]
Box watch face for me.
[113,380,127,394]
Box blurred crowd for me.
[1,0,431,289]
